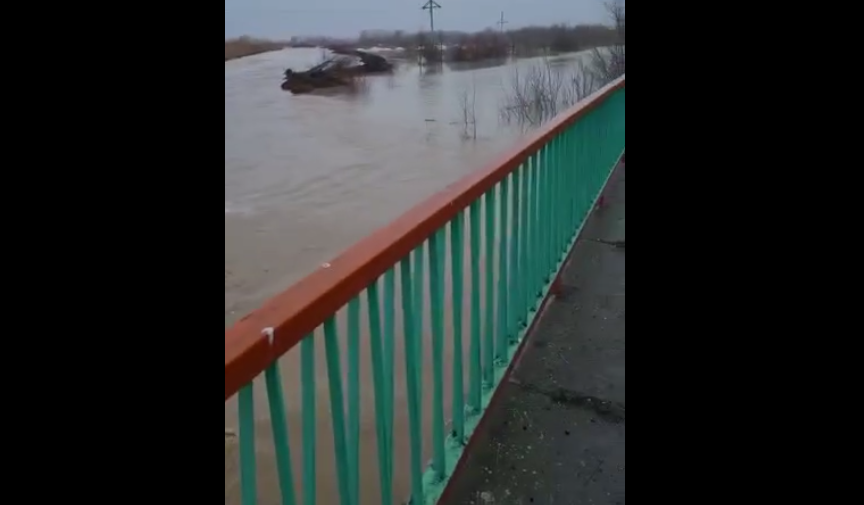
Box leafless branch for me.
[458,78,478,140]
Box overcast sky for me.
[225,0,611,39]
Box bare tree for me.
[500,0,624,127]
[588,1,625,84]
[458,78,478,140]
[500,57,597,127]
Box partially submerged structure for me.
[281,49,393,94]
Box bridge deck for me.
[443,163,626,505]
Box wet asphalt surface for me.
[443,163,626,505]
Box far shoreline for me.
[225,37,291,62]
[226,23,620,64]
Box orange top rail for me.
[225,75,625,400]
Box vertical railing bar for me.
[578,119,590,223]
[557,132,566,256]
[510,164,521,343]
[612,95,617,161]
[570,126,579,235]
[566,129,573,247]
[541,143,552,283]
[548,135,558,267]
[538,146,544,272]
[413,245,425,411]
[517,157,531,331]
[429,227,447,478]
[323,317,351,505]
[577,120,587,224]
[532,151,543,302]
[300,335,316,505]
[482,188,496,387]
[601,106,609,194]
[239,383,257,505]
[468,200,483,410]
[610,94,618,168]
[590,109,601,204]
[571,121,581,228]
[551,135,561,270]
[365,281,393,505]
[562,126,570,237]
[579,115,589,212]
[560,128,569,240]
[600,100,608,178]
[594,101,603,186]
[592,113,601,216]
[347,297,361,505]
[568,125,577,244]
[554,134,561,257]
[546,140,557,277]
[570,126,579,237]
[609,101,616,172]
[586,104,607,200]
[594,102,602,188]
[523,155,534,317]
[568,128,575,236]
[521,161,529,310]
[400,257,424,505]
[585,113,600,214]
[586,103,595,200]
[383,267,396,481]
[556,133,567,259]
[450,211,467,440]
[264,360,299,505]
[496,173,510,364]
[539,143,548,284]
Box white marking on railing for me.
[262,327,275,345]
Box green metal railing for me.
[225,76,625,505]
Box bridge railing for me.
[225,75,625,505]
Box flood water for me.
[225,48,588,505]
[224,48,600,325]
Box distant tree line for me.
[289,22,621,63]
[228,13,624,64]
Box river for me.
[225,47,589,505]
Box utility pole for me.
[497,11,508,33]
[422,1,442,33]
[497,11,511,57]
[421,1,442,62]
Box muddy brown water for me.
[225,47,588,505]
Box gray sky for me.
[225,0,610,39]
